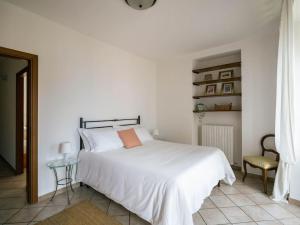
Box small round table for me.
[47,158,79,204]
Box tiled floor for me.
[1,158,300,225]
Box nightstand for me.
[47,158,79,204]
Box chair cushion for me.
[244,156,278,169]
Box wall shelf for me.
[193,110,241,113]
[193,93,241,99]
[192,62,241,74]
[193,77,241,86]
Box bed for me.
[76,116,236,225]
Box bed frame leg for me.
[217,181,221,187]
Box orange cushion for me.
[117,128,142,149]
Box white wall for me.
[0,57,27,169]
[157,27,278,175]
[290,21,300,201]
[193,52,242,166]
[0,1,157,196]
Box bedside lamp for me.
[59,142,72,162]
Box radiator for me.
[202,124,234,165]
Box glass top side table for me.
[47,158,79,204]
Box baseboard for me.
[0,154,16,174]
[38,182,80,202]
[289,198,300,206]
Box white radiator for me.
[202,124,234,165]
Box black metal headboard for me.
[79,116,140,150]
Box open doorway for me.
[0,47,38,204]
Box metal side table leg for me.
[50,168,58,201]
[69,164,74,192]
[65,166,70,205]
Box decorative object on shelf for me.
[215,103,232,111]
[125,0,157,10]
[222,82,234,94]
[59,142,73,162]
[219,70,234,80]
[204,74,213,81]
[205,84,217,95]
[195,103,207,112]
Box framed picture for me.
[204,74,213,81]
[205,84,217,95]
[219,70,234,80]
[222,82,234,94]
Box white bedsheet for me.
[77,140,235,225]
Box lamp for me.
[125,0,157,10]
[152,129,159,137]
[59,142,72,162]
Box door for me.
[16,67,28,175]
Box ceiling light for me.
[125,0,157,10]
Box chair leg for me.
[262,169,268,194]
[243,160,247,182]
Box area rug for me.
[36,201,121,225]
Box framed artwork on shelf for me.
[221,82,234,94]
[205,84,217,95]
[219,70,234,80]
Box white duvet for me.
[77,140,235,225]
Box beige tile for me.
[247,193,274,204]
[130,214,150,225]
[233,223,257,225]
[235,184,262,194]
[209,195,235,207]
[219,185,240,194]
[220,206,252,223]
[0,197,26,209]
[200,198,216,209]
[0,209,19,223]
[199,208,229,225]
[257,221,283,225]
[241,205,274,221]
[108,201,129,216]
[7,207,43,223]
[260,204,295,220]
[114,215,129,225]
[210,188,225,196]
[280,217,300,225]
[33,205,65,221]
[48,193,69,206]
[279,203,300,217]
[0,189,26,198]
[192,212,206,225]
[227,194,256,206]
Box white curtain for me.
[273,0,297,202]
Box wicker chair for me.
[243,134,279,194]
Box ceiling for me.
[5,0,281,60]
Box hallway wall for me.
[0,56,27,169]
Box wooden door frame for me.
[0,46,38,204]
[16,66,28,175]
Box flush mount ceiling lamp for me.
[125,0,157,10]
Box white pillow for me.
[78,128,91,151]
[114,125,153,143]
[83,128,123,152]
